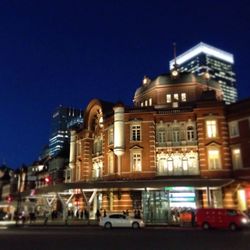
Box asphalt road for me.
[0,226,250,250]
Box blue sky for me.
[0,0,249,168]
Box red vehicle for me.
[196,208,250,231]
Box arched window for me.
[182,156,188,171]
[167,157,173,171]
[158,157,167,173]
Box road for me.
[0,226,250,250]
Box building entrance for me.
[142,187,196,224]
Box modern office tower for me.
[169,42,237,104]
[49,105,83,157]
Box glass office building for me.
[49,106,83,157]
[169,42,237,104]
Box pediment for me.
[205,141,221,147]
[129,145,143,150]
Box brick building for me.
[68,68,250,224]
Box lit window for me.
[172,102,179,108]
[173,128,180,142]
[141,102,144,107]
[206,120,217,138]
[229,122,239,138]
[145,100,148,107]
[131,125,141,141]
[108,127,114,145]
[187,126,195,141]
[108,152,114,174]
[173,93,179,101]
[182,157,188,171]
[167,157,173,171]
[181,93,187,102]
[208,149,221,169]
[149,98,152,106]
[92,161,103,178]
[232,148,242,169]
[166,94,171,103]
[158,157,167,173]
[93,136,103,154]
[131,152,142,171]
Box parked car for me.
[196,208,250,231]
[99,213,145,229]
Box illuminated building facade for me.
[65,67,250,224]
[169,42,237,104]
[9,57,249,226]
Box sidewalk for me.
[20,219,195,229]
[23,218,99,227]
[5,217,195,229]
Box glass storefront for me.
[142,187,196,224]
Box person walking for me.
[103,209,107,217]
[84,209,89,224]
[95,209,101,221]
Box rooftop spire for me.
[173,42,177,68]
[171,42,179,77]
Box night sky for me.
[0,0,249,168]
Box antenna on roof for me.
[173,42,177,68]
[171,42,179,77]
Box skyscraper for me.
[169,42,237,104]
[49,105,83,157]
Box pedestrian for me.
[134,209,137,218]
[84,209,89,224]
[80,210,84,219]
[44,211,49,225]
[95,209,101,221]
[137,210,141,219]
[103,209,107,217]
[191,209,195,227]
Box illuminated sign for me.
[165,186,196,206]
[164,187,194,192]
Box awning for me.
[30,178,234,195]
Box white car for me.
[99,213,145,229]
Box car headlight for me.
[241,218,248,224]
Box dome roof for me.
[134,71,219,97]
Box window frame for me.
[229,121,239,138]
[208,148,221,170]
[231,147,243,169]
[108,151,114,174]
[206,120,218,138]
[130,149,142,172]
[108,127,114,145]
[166,94,171,103]
[181,93,187,102]
[130,124,141,142]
